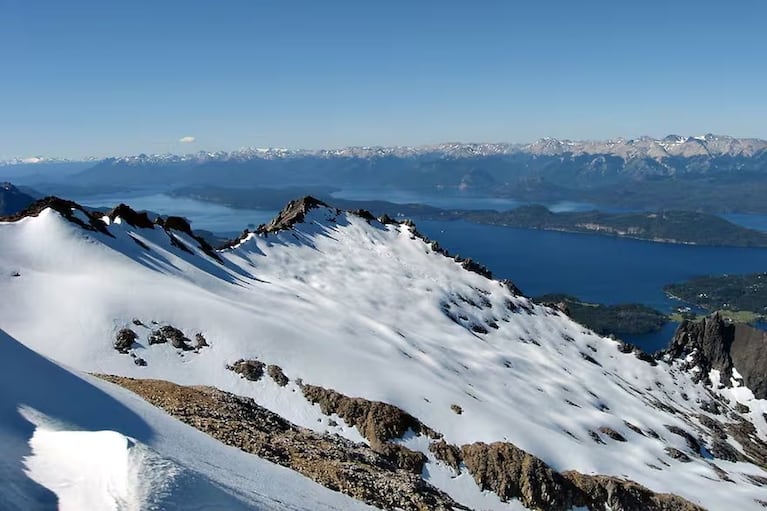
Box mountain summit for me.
[1,197,766,509]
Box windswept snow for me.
[23,423,171,511]
[1,204,767,509]
[0,329,375,510]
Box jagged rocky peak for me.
[155,215,194,234]
[107,203,154,228]
[257,195,332,234]
[2,196,111,235]
[664,312,767,399]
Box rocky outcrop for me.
[96,375,465,511]
[148,325,193,350]
[0,196,113,236]
[562,472,705,511]
[227,359,266,381]
[726,418,767,468]
[429,440,463,473]
[460,441,582,510]
[458,441,704,511]
[257,196,330,234]
[155,215,223,262]
[194,333,208,349]
[301,384,440,446]
[663,313,767,398]
[113,328,137,353]
[106,204,154,228]
[267,364,289,386]
[96,372,706,511]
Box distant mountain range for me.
[5,134,767,214]
[5,134,765,166]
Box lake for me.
[71,192,767,352]
[331,188,598,213]
[414,220,767,351]
[68,192,278,235]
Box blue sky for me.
[1,0,765,158]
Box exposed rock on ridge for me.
[663,313,767,399]
[257,196,330,234]
[96,375,466,511]
[0,196,113,235]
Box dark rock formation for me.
[218,229,252,250]
[429,440,463,474]
[664,425,702,454]
[500,279,525,297]
[562,472,705,511]
[156,215,193,233]
[375,443,427,474]
[194,333,208,349]
[97,375,465,511]
[155,215,223,262]
[618,342,658,366]
[461,441,703,511]
[1,196,113,236]
[113,328,138,353]
[461,442,579,510]
[457,257,493,279]
[227,359,266,381]
[148,325,193,350]
[257,196,330,234]
[267,364,289,386]
[598,427,627,442]
[663,313,767,398]
[302,385,440,447]
[97,372,706,511]
[665,447,691,462]
[350,209,376,222]
[726,418,767,468]
[450,404,463,415]
[107,204,154,228]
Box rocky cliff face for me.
[664,313,767,399]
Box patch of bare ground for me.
[96,375,465,511]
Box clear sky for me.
[1,0,765,158]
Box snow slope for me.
[0,329,374,510]
[1,201,767,509]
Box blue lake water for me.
[413,220,767,351]
[68,191,767,352]
[69,192,278,235]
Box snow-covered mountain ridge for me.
[5,134,766,167]
[1,196,767,509]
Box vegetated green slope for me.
[665,273,767,316]
[533,294,668,337]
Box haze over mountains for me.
[5,134,766,165]
[5,133,763,215]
